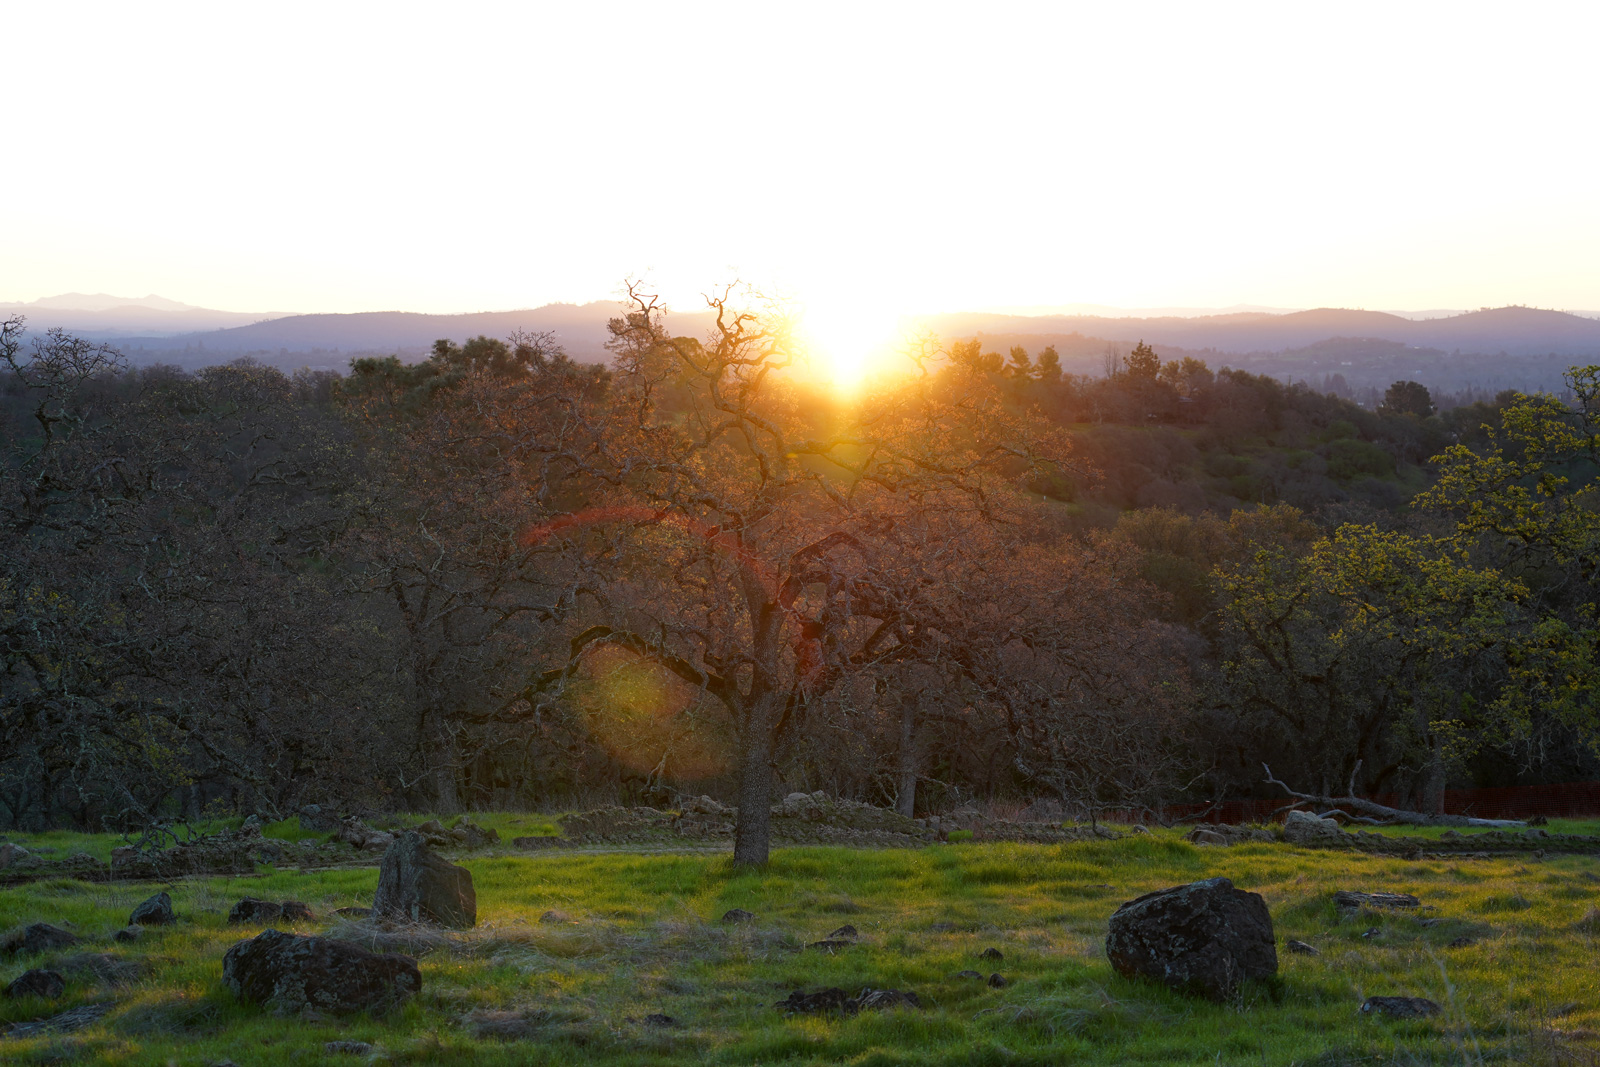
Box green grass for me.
[3,831,1600,1064]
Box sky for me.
[6,1,1600,333]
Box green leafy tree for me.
[1379,380,1434,418]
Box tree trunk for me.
[428,714,461,815]
[732,695,782,865]
[895,693,917,818]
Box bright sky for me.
[6,1,1599,331]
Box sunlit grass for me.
[2,831,1598,1064]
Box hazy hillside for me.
[112,301,719,367]
[0,293,290,337]
[926,306,1600,357]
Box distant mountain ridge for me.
[121,302,718,363]
[924,306,1600,358]
[1,293,292,337]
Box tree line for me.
[5,300,1599,861]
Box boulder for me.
[720,908,756,924]
[114,927,142,943]
[1287,939,1319,955]
[979,947,1004,961]
[372,832,476,928]
[1334,890,1421,912]
[130,891,175,926]
[448,819,499,848]
[1360,995,1441,1018]
[1187,824,1275,846]
[13,923,79,955]
[1105,876,1277,1000]
[0,842,31,869]
[5,969,66,999]
[222,928,421,1014]
[280,901,315,923]
[1284,811,1346,846]
[229,898,284,925]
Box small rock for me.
[720,908,755,924]
[775,987,853,1013]
[539,909,573,925]
[280,901,315,923]
[130,891,175,926]
[952,969,984,979]
[5,969,66,999]
[979,947,1004,961]
[1360,995,1441,1018]
[1287,939,1319,955]
[229,898,284,925]
[1188,828,1228,845]
[223,928,421,1014]
[324,1041,375,1054]
[335,907,372,919]
[1335,891,1421,911]
[987,973,1008,988]
[242,814,263,831]
[0,842,32,869]
[14,922,79,955]
[114,926,142,943]
[854,988,921,1011]
[1447,936,1475,948]
[1527,815,1548,827]
[1130,825,1151,835]
[643,1012,677,1028]
[928,922,959,932]
[1362,927,1382,939]
[827,924,859,941]
[807,939,854,952]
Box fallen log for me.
[1263,763,1525,829]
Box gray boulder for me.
[1283,810,1346,846]
[12,923,78,955]
[222,929,420,1014]
[129,891,175,926]
[5,969,66,999]
[372,832,476,928]
[1105,876,1277,1000]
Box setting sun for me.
[797,300,903,393]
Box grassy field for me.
[3,826,1600,1065]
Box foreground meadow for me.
[3,830,1600,1066]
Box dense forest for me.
[5,302,1600,859]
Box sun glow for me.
[797,300,903,394]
